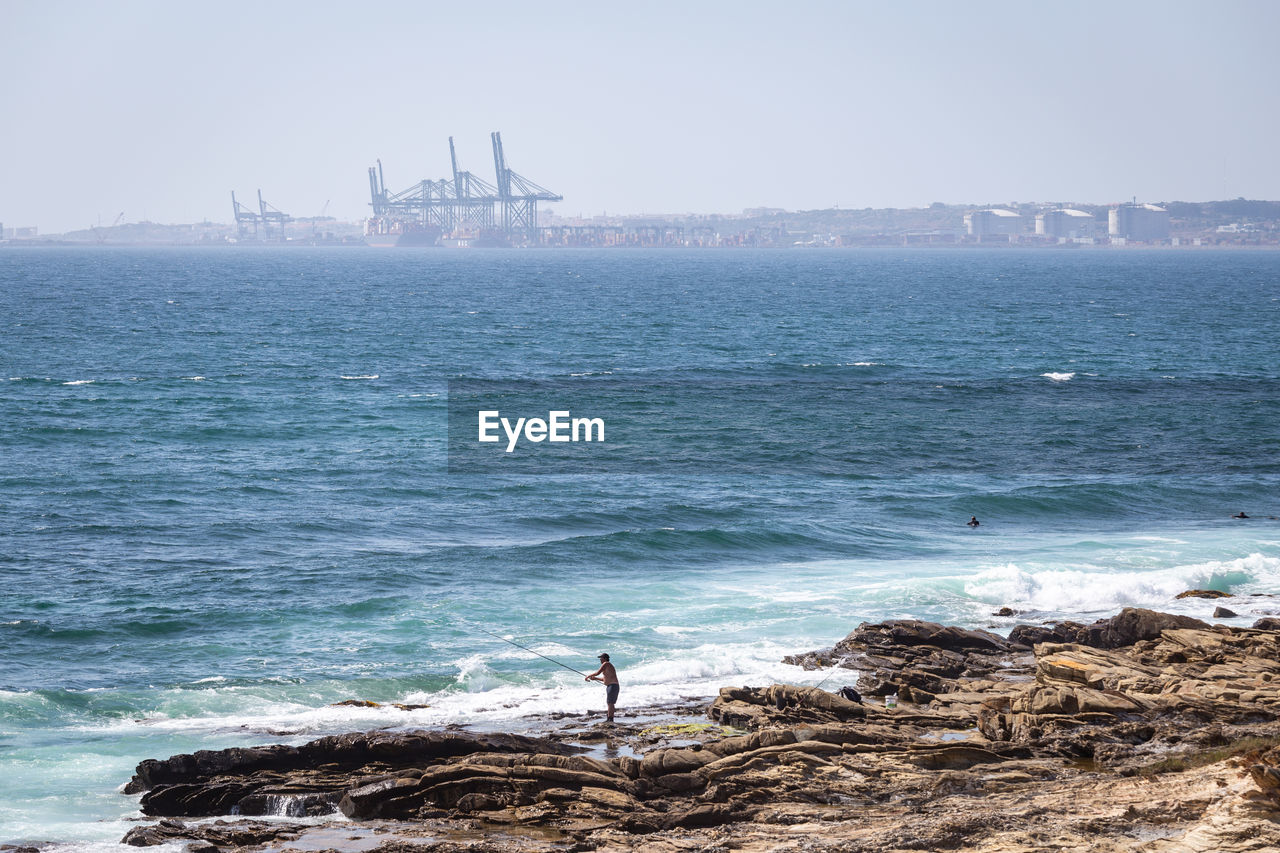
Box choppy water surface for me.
[1,247,1278,846]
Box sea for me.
[2,246,1278,848]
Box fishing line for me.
[814,654,853,691]
[474,626,590,677]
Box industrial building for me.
[1036,208,1098,240]
[964,208,1023,238]
[1109,203,1170,242]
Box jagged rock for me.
[640,747,710,777]
[659,803,741,829]
[974,616,1280,766]
[1255,617,1280,631]
[707,684,864,729]
[128,730,569,794]
[333,752,638,820]
[1017,683,1147,716]
[1214,606,1239,618]
[1080,607,1211,649]
[1008,610,1215,652]
[867,620,1012,652]
[1251,764,1280,792]
[130,730,579,818]
[785,618,1030,716]
[902,745,1008,770]
[337,775,424,819]
[330,699,430,711]
[1007,621,1088,647]
[1176,589,1233,599]
[122,818,302,848]
[139,781,258,818]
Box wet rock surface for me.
[127,730,579,818]
[122,818,304,848]
[120,608,1280,852]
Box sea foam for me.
[964,553,1279,616]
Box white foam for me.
[17,841,184,853]
[62,380,95,386]
[339,374,379,380]
[183,376,205,381]
[66,639,836,740]
[964,553,1280,615]
[715,581,837,604]
[1041,372,1075,382]
[397,639,834,728]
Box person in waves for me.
[1232,511,1250,519]
[967,516,980,527]
[586,653,619,722]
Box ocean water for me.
[2,246,1279,846]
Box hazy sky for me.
[2,0,1278,233]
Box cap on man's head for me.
[598,653,610,662]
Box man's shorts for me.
[606,683,620,705]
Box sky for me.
[2,0,1278,234]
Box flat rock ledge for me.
[120,608,1280,853]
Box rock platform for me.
[118,608,1280,852]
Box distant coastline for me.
[5,198,1278,249]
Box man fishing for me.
[478,628,621,722]
[585,653,619,722]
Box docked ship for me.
[364,219,443,248]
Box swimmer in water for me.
[967,516,980,527]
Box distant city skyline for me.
[2,0,1278,235]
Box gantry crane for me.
[367,132,560,246]
[491,132,563,243]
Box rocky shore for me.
[117,607,1280,852]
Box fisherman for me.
[967,516,980,527]
[585,653,619,722]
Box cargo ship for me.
[364,220,442,248]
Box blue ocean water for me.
[2,246,1279,846]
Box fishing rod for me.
[814,655,852,691]
[475,626,589,677]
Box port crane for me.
[232,191,259,240]
[450,136,499,232]
[257,191,290,241]
[93,211,125,243]
[367,132,560,245]
[230,190,292,242]
[491,132,562,243]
